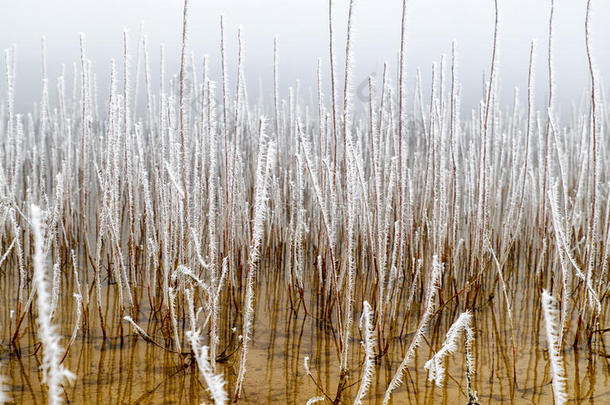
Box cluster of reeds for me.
[0,0,608,403]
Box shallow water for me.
[2,264,610,404]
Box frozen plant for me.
[541,290,568,405]
[31,205,75,404]
[186,330,228,405]
[424,311,478,403]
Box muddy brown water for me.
[2,269,610,405]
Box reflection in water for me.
[2,263,609,404]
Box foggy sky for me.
[1,0,609,116]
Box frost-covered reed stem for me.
[540,0,555,233]
[340,135,358,372]
[234,118,276,399]
[229,27,245,211]
[397,0,407,205]
[78,34,88,231]
[548,183,570,337]
[584,0,600,321]
[383,256,442,405]
[353,301,375,405]
[477,0,499,251]
[206,78,220,368]
[31,205,75,404]
[168,287,182,354]
[179,0,190,224]
[516,40,535,229]
[306,397,325,405]
[63,292,83,360]
[50,261,61,317]
[328,0,338,176]
[220,15,229,196]
[541,290,568,405]
[342,0,356,164]
[424,311,477,403]
[124,316,152,341]
[186,330,228,405]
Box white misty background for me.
[1,0,609,114]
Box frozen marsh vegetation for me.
[0,0,609,403]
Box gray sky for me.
[1,0,608,115]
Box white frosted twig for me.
[541,290,568,405]
[168,287,182,353]
[304,356,312,376]
[164,160,185,200]
[172,264,213,298]
[186,330,228,405]
[424,311,477,405]
[65,293,83,352]
[234,118,276,399]
[353,301,375,405]
[341,136,358,372]
[50,261,61,317]
[124,316,152,341]
[31,205,75,404]
[0,237,17,268]
[384,255,442,405]
[547,183,601,316]
[306,397,325,405]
